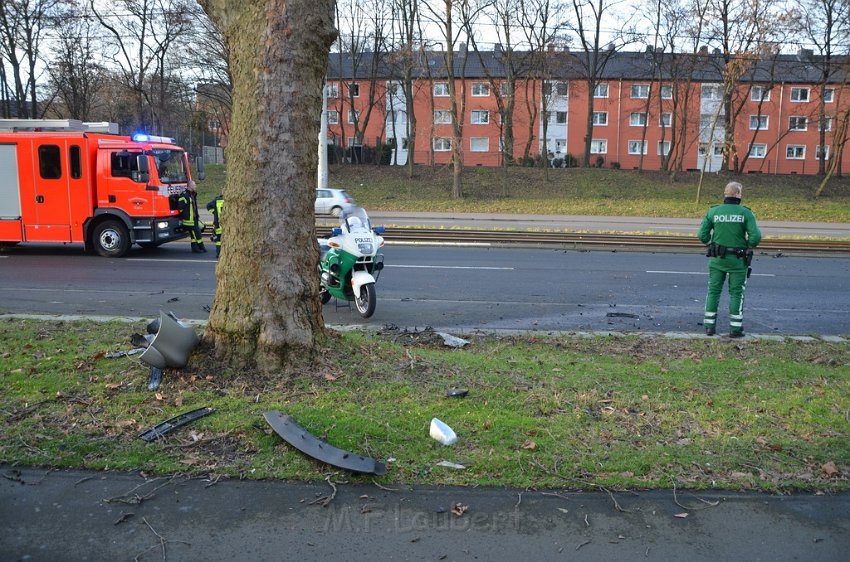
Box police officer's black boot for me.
[215,246,220,259]
[191,242,203,253]
[198,242,208,253]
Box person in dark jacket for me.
[697,182,762,338]
[207,194,224,258]
[178,180,206,253]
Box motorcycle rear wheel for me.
[355,282,376,318]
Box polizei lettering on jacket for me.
[713,214,745,223]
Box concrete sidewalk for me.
[2,464,848,561]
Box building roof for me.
[326,48,850,84]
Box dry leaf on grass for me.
[521,440,537,450]
[822,462,840,477]
[324,373,338,381]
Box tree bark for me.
[199,0,337,372]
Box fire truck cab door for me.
[28,138,73,242]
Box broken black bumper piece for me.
[263,410,386,476]
[139,406,216,442]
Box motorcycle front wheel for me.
[355,282,376,318]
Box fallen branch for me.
[372,479,399,492]
[307,476,338,507]
[133,517,191,562]
[531,459,634,513]
[671,478,720,511]
[103,475,179,505]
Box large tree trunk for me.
[199,0,337,372]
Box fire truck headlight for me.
[156,221,169,230]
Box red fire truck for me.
[0,119,204,257]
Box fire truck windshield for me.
[152,149,188,184]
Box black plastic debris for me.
[446,389,469,398]
[263,411,386,476]
[138,407,216,442]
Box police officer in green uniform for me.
[206,194,224,258]
[698,181,762,338]
[178,180,206,253]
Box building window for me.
[471,83,490,96]
[631,84,649,99]
[701,84,723,100]
[347,135,363,147]
[550,111,566,124]
[660,84,673,99]
[816,145,830,160]
[630,112,647,126]
[471,110,489,124]
[592,111,608,126]
[500,82,512,97]
[751,86,770,102]
[658,140,671,156]
[628,140,647,155]
[823,88,834,103]
[433,110,452,124]
[433,137,452,152]
[790,87,809,102]
[786,145,805,159]
[660,113,672,128]
[433,82,449,97]
[593,83,608,98]
[554,139,567,153]
[543,81,568,96]
[208,119,220,130]
[327,83,339,98]
[819,117,833,132]
[470,137,489,152]
[328,110,339,124]
[748,143,767,158]
[347,110,360,124]
[590,139,607,154]
[789,116,808,131]
[749,115,768,130]
[347,83,360,98]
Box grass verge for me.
[2,318,848,492]
[197,164,850,224]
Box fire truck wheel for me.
[93,220,130,257]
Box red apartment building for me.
[325,48,849,175]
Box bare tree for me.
[422,0,485,198]
[197,0,337,372]
[0,0,60,117]
[388,0,421,175]
[563,0,636,167]
[90,0,192,132]
[799,0,850,176]
[47,1,106,120]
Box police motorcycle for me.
[318,207,385,318]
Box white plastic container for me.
[429,418,458,446]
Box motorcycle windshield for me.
[341,207,371,233]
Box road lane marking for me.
[646,270,775,277]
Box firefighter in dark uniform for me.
[207,194,224,258]
[697,181,762,338]
[178,180,206,253]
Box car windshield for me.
[152,149,188,184]
[341,207,370,232]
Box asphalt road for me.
[1,243,849,336]
[2,465,849,562]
